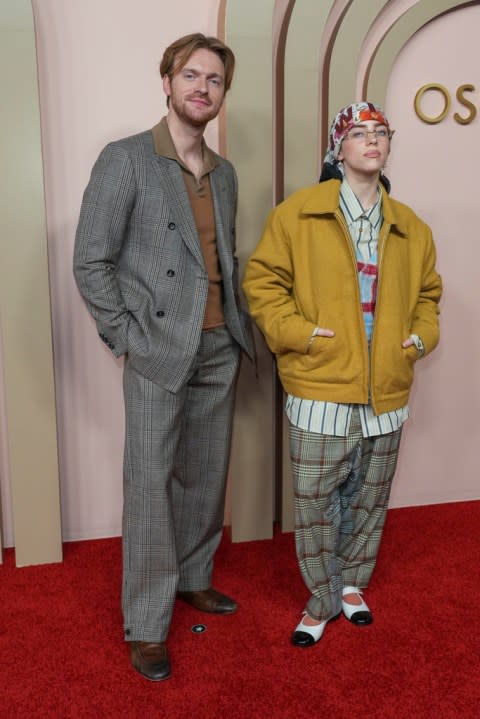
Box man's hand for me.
[401,337,414,348]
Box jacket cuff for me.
[410,334,425,357]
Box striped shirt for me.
[341,180,381,342]
[286,179,409,438]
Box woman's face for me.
[337,121,390,180]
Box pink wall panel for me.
[386,4,480,505]
[31,0,220,541]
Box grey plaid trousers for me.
[289,407,402,621]
[121,326,240,642]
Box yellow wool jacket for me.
[243,179,442,415]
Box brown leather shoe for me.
[130,641,171,682]
[177,588,238,614]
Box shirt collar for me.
[339,178,382,228]
[151,116,218,175]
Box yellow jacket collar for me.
[300,179,408,236]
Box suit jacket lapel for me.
[210,168,233,277]
[150,134,234,276]
[151,156,205,268]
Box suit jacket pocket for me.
[126,299,151,357]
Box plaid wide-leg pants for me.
[121,326,240,642]
[289,407,402,621]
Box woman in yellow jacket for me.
[243,102,442,647]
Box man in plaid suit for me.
[74,33,254,681]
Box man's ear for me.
[162,74,171,99]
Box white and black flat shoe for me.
[291,613,328,647]
[342,585,373,626]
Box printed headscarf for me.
[324,101,390,165]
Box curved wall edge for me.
[367,0,473,104]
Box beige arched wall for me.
[225,0,277,541]
[284,1,333,195]
[0,0,62,566]
[228,0,480,532]
[366,0,476,104]
[329,1,387,119]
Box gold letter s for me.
[454,84,477,125]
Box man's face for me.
[337,121,390,178]
[163,48,226,128]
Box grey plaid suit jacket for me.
[74,123,254,392]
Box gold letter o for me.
[414,83,451,124]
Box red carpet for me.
[1,501,479,718]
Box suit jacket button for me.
[166,269,175,277]
[168,222,176,230]
[156,310,165,317]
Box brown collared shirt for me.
[151,117,224,330]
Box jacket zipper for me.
[369,224,389,414]
[335,212,370,404]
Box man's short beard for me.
[170,94,219,127]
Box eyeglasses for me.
[344,128,393,143]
